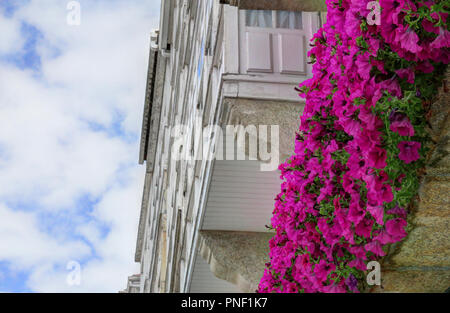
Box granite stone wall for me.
[372,68,450,293]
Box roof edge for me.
[219,0,327,12]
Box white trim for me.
[223,5,239,74]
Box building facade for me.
[124,0,450,294]
[125,0,325,293]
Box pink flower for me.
[422,19,439,34]
[348,195,366,225]
[379,184,394,203]
[373,230,394,244]
[359,108,384,131]
[387,205,408,218]
[259,0,447,293]
[395,68,415,84]
[294,253,312,275]
[348,258,367,271]
[396,26,423,53]
[386,218,408,241]
[282,281,299,293]
[389,112,415,136]
[364,240,386,256]
[398,141,421,164]
[344,8,363,38]
[355,218,374,238]
[324,283,347,293]
[355,53,372,80]
[314,260,336,282]
[380,77,402,98]
[367,205,384,225]
[380,0,402,24]
[366,175,394,206]
[430,27,450,49]
[416,61,434,73]
[380,20,397,43]
[341,118,361,137]
[347,245,367,260]
[356,130,382,151]
[367,146,387,169]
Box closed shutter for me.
[239,10,318,77]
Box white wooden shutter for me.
[279,33,305,74]
[246,32,273,72]
[239,10,317,77]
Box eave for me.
[219,0,327,12]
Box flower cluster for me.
[259,0,448,293]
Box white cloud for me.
[0,14,23,54]
[26,167,144,293]
[0,0,161,292]
[0,203,91,268]
[15,0,156,134]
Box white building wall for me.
[130,0,322,293]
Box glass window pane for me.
[276,11,302,29]
[245,10,273,28]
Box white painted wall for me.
[135,0,321,294]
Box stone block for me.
[371,269,450,293]
[389,218,450,267]
[417,179,450,218]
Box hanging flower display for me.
[259,0,449,293]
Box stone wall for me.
[223,98,304,162]
[372,68,450,293]
[198,231,273,292]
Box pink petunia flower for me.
[416,61,434,73]
[367,205,384,225]
[389,112,415,136]
[347,245,367,260]
[430,27,450,49]
[380,77,402,98]
[348,258,367,271]
[397,26,423,53]
[373,230,394,244]
[395,68,415,84]
[386,218,408,241]
[387,205,408,218]
[355,53,372,80]
[367,182,394,206]
[367,146,387,169]
[398,141,421,164]
[258,0,447,293]
[355,218,375,238]
[324,283,347,293]
[314,260,336,282]
[422,19,439,34]
[364,240,386,256]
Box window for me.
[277,11,302,30]
[239,10,319,75]
[245,10,272,28]
[245,10,303,30]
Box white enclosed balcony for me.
[223,8,320,102]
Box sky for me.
[0,0,161,292]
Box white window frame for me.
[238,10,320,78]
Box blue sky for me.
[0,0,160,292]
